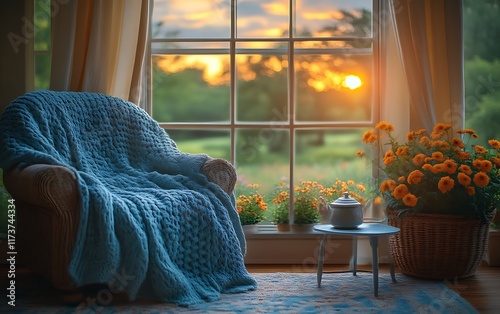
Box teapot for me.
[329,191,363,229]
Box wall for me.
[0,1,27,113]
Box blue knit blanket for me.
[0,90,256,305]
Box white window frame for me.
[145,0,385,227]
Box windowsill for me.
[243,224,392,265]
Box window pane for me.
[152,55,230,122]
[295,129,370,184]
[34,0,51,51]
[295,54,372,122]
[236,43,289,122]
[294,0,372,38]
[236,129,290,196]
[237,0,289,38]
[35,54,51,90]
[166,129,230,160]
[152,0,230,38]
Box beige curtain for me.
[388,0,464,132]
[50,0,150,105]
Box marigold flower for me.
[375,121,394,132]
[438,176,455,193]
[492,157,500,168]
[407,170,424,184]
[457,172,471,187]
[356,150,365,157]
[466,186,475,196]
[473,172,490,187]
[412,153,426,167]
[402,193,418,207]
[431,163,445,174]
[362,130,378,144]
[479,160,492,173]
[398,176,405,182]
[396,146,409,157]
[457,151,472,161]
[392,184,409,200]
[443,159,458,174]
[419,136,431,147]
[380,179,397,192]
[432,151,445,162]
[383,149,395,165]
[356,184,366,191]
[488,139,500,150]
[451,138,465,148]
[473,145,488,154]
[422,163,433,171]
[459,164,473,175]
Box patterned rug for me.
[2,271,477,313]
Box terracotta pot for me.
[276,224,290,232]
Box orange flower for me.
[457,151,471,160]
[457,172,471,187]
[443,159,458,174]
[383,149,395,165]
[459,164,473,175]
[375,121,394,132]
[402,193,418,207]
[431,140,451,151]
[356,150,365,157]
[451,138,465,148]
[422,163,433,171]
[438,176,455,193]
[396,146,410,157]
[466,186,475,196]
[488,139,500,150]
[419,136,431,147]
[432,151,445,162]
[362,130,378,144]
[473,145,488,154]
[473,172,490,187]
[392,184,409,200]
[492,157,500,168]
[380,179,397,192]
[479,160,492,173]
[431,163,445,174]
[398,176,406,182]
[412,153,426,166]
[407,170,424,185]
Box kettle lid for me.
[331,191,361,207]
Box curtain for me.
[388,0,464,132]
[50,0,150,106]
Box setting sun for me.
[343,75,362,90]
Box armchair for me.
[0,90,254,305]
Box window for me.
[149,0,380,224]
[27,0,52,90]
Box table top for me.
[314,223,400,236]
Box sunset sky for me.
[152,0,372,38]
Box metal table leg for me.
[369,236,379,297]
[317,234,326,287]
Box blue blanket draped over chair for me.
[0,90,256,305]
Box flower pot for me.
[290,224,316,232]
[387,209,491,279]
[276,224,290,232]
[242,224,258,233]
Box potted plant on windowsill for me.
[270,181,290,231]
[236,183,267,233]
[361,121,500,279]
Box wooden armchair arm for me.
[201,158,237,195]
[3,164,79,214]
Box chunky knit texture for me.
[0,90,256,305]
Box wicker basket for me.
[387,209,491,279]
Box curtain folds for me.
[388,0,464,131]
[50,0,149,105]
